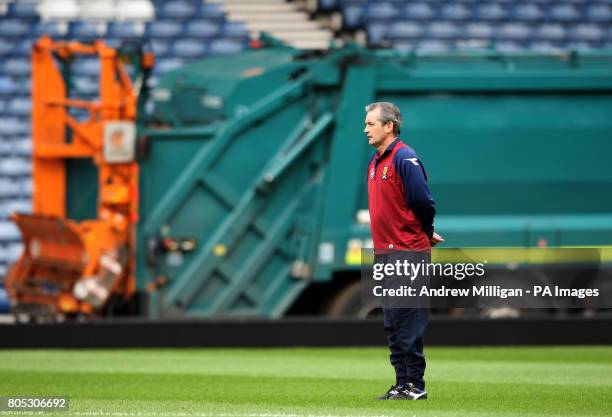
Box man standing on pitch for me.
[364,102,443,400]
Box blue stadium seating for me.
[223,22,249,38]
[0,77,17,95]
[0,39,15,56]
[587,4,612,23]
[0,221,20,241]
[106,22,143,39]
[209,39,245,56]
[146,20,184,38]
[73,76,99,95]
[32,21,68,38]
[69,21,106,39]
[0,157,31,177]
[332,0,611,52]
[173,39,207,58]
[7,98,31,117]
[156,1,198,20]
[440,4,471,21]
[154,57,186,75]
[184,20,220,38]
[549,4,581,22]
[150,40,171,57]
[0,19,31,37]
[197,3,225,20]
[0,117,28,136]
[72,58,100,77]
[511,4,544,22]
[404,3,436,20]
[8,2,39,19]
[2,59,30,76]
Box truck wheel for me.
[326,281,381,318]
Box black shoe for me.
[376,384,403,400]
[377,383,428,400]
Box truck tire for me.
[326,281,381,318]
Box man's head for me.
[364,102,402,150]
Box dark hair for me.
[365,102,402,136]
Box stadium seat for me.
[117,0,155,21]
[156,1,196,20]
[197,3,225,20]
[404,3,436,20]
[417,39,451,52]
[173,40,207,58]
[149,40,170,57]
[497,23,532,41]
[368,3,399,21]
[106,22,145,38]
[209,39,244,56]
[536,23,567,41]
[511,4,544,22]
[586,4,612,23]
[2,59,30,76]
[146,20,183,38]
[12,40,33,57]
[72,59,100,77]
[154,58,186,74]
[0,157,31,176]
[389,21,422,40]
[69,21,107,39]
[475,4,507,21]
[38,0,80,21]
[367,23,388,45]
[0,40,15,57]
[0,19,31,38]
[440,4,471,21]
[465,22,494,39]
[20,178,33,195]
[6,242,24,261]
[184,20,219,38]
[549,4,580,23]
[73,76,99,95]
[222,22,249,38]
[342,5,363,29]
[10,138,32,157]
[0,178,20,198]
[0,222,20,241]
[571,24,605,42]
[427,22,461,40]
[4,200,31,215]
[80,0,117,21]
[19,79,32,95]
[7,98,31,117]
[8,2,39,19]
[0,77,19,95]
[33,21,69,38]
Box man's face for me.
[364,108,393,148]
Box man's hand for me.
[430,232,444,247]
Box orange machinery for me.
[5,36,153,319]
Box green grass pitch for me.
[0,347,611,417]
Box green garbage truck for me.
[134,44,612,318]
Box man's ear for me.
[385,121,394,134]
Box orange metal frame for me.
[6,36,149,317]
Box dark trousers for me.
[383,306,429,390]
[377,249,430,390]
